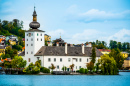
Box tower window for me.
[41,34,42,36]
[27,44,28,46]
[31,44,33,46]
[37,38,38,41]
[41,39,42,41]
[27,39,28,41]
[37,33,38,36]
[31,51,33,54]
[31,38,33,41]
[27,52,28,54]
[27,34,28,36]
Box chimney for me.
[56,42,59,46]
[65,43,67,54]
[82,43,85,54]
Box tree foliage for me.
[87,61,94,72]
[109,48,124,69]
[62,66,67,71]
[91,47,96,64]
[50,63,56,71]
[11,56,26,68]
[99,54,118,75]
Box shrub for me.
[40,67,50,73]
[85,69,88,74]
[79,68,85,74]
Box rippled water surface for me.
[0,72,130,86]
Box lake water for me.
[0,72,130,86]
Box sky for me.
[0,0,130,45]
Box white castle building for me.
[19,7,102,71]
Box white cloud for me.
[108,28,130,43]
[66,8,130,23]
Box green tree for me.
[11,56,26,68]
[109,48,124,69]
[35,60,41,68]
[62,66,67,71]
[91,47,96,64]
[99,54,118,75]
[87,61,94,72]
[79,68,85,74]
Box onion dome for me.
[29,6,40,29]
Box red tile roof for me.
[98,49,111,52]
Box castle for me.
[19,7,102,71]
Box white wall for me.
[24,31,44,66]
[43,56,100,71]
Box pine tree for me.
[91,47,96,64]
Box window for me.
[27,52,28,54]
[76,66,77,69]
[54,58,56,62]
[37,33,38,36]
[31,51,33,54]
[41,39,42,41]
[37,38,38,41]
[57,65,59,69]
[79,58,82,62]
[60,58,62,62]
[27,44,28,46]
[31,33,33,36]
[76,58,78,62]
[68,58,71,62]
[31,44,33,46]
[27,39,28,41]
[79,66,81,69]
[48,58,51,62]
[27,34,28,36]
[31,38,33,41]
[41,34,42,36]
[28,58,30,62]
[87,58,88,62]
[37,57,40,61]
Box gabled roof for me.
[34,46,103,57]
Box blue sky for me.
[0,0,130,44]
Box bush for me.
[79,68,85,74]
[85,69,88,74]
[40,67,50,73]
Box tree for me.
[99,54,118,75]
[35,60,41,68]
[87,61,94,72]
[50,63,56,71]
[95,63,100,73]
[109,48,124,69]
[70,64,74,71]
[79,68,85,74]
[91,47,96,64]
[62,66,67,71]
[11,56,26,68]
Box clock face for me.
[29,33,31,37]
